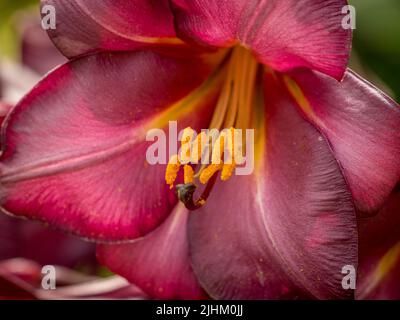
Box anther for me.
[165,154,180,189]
[191,131,207,163]
[221,163,236,181]
[199,163,223,184]
[184,165,195,184]
[180,127,195,164]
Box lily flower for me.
[0,0,399,300]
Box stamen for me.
[221,128,236,181]
[180,127,195,164]
[165,155,180,189]
[191,131,207,163]
[184,165,195,184]
[199,163,223,184]
[224,127,235,164]
[208,51,236,130]
[237,50,258,130]
[222,49,242,128]
[211,128,235,165]
[164,46,259,208]
[211,133,225,165]
[221,163,236,181]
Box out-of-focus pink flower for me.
[0,258,147,300]
[0,213,96,269]
[18,13,67,74]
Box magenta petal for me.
[0,51,215,241]
[357,192,400,299]
[286,69,400,213]
[188,72,357,299]
[42,0,183,58]
[172,0,351,79]
[97,205,206,300]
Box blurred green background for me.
[1,0,399,99]
[349,0,400,100]
[0,0,37,57]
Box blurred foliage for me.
[0,0,38,58]
[97,266,115,278]
[0,0,399,99]
[349,0,400,100]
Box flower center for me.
[165,46,260,210]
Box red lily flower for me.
[0,0,399,300]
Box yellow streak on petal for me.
[282,75,327,132]
[282,76,314,116]
[375,242,400,281]
[361,242,400,298]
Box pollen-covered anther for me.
[165,154,180,189]
[184,165,195,184]
[199,163,223,184]
[191,131,207,163]
[166,127,196,189]
[205,127,237,183]
[221,163,236,181]
[180,127,195,163]
[166,127,238,199]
